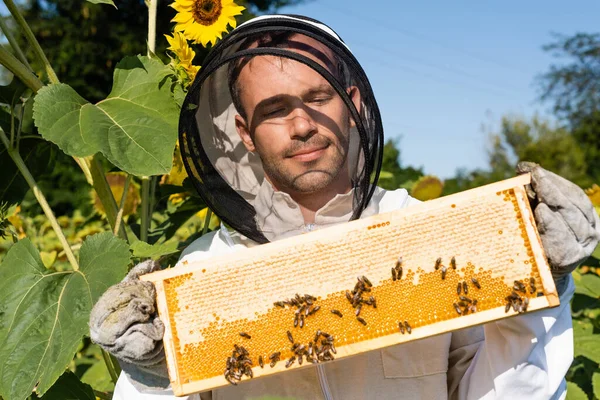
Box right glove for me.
[89,260,170,391]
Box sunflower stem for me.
[114,174,132,236]
[202,208,213,235]
[90,155,129,241]
[0,45,43,93]
[141,177,150,242]
[147,0,158,55]
[0,14,30,68]
[0,127,79,270]
[4,0,59,84]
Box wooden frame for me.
[142,174,557,396]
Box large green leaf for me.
[566,382,588,400]
[573,320,600,364]
[80,358,115,392]
[130,239,179,258]
[39,371,95,400]
[573,271,600,298]
[0,232,130,399]
[593,372,600,400]
[33,56,178,176]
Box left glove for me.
[517,161,600,294]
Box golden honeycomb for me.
[143,175,557,396]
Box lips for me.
[289,146,327,157]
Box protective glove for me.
[89,260,170,392]
[516,162,600,295]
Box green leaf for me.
[593,372,600,400]
[0,232,130,399]
[378,171,394,180]
[34,56,179,176]
[573,320,600,364]
[39,370,95,400]
[85,0,116,7]
[591,243,600,260]
[130,240,179,258]
[80,359,115,392]
[566,381,589,400]
[0,138,56,206]
[573,272,600,298]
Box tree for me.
[378,138,423,190]
[9,0,305,103]
[538,32,600,183]
[443,116,593,194]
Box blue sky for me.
[278,0,600,178]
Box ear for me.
[235,114,255,152]
[346,86,361,127]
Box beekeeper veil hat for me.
[179,15,384,244]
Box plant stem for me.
[73,156,94,186]
[147,0,158,55]
[114,175,132,236]
[202,208,213,235]
[0,14,30,68]
[3,0,59,84]
[101,349,122,384]
[0,128,79,270]
[90,155,128,241]
[0,46,42,92]
[141,177,150,242]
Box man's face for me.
[234,38,360,195]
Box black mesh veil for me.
[179,15,384,244]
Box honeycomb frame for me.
[142,174,558,396]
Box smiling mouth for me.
[289,146,328,161]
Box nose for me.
[290,107,317,139]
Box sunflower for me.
[171,0,245,47]
[165,31,201,80]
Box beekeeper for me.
[89,15,600,400]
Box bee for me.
[310,306,321,315]
[294,314,299,328]
[370,296,377,309]
[404,321,412,334]
[470,277,481,289]
[362,275,373,287]
[287,330,294,343]
[298,354,303,365]
[397,266,403,280]
[453,302,462,315]
[505,302,511,313]
[355,303,363,316]
[357,316,367,325]
[523,297,529,312]
[457,282,462,295]
[331,309,343,317]
[457,301,467,307]
[258,355,264,368]
[274,301,285,308]
[225,374,238,385]
[269,351,280,360]
[392,267,397,281]
[239,332,251,339]
[514,280,526,293]
[300,314,305,328]
[462,281,468,295]
[314,330,322,343]
[398,321,405,334]
[450,256,456,269]
[285,356,295,368]
[441,265,447,280]
[459,296,472,303]
[245,366,254,378]
[346,291,353,302]
[529,278,536,293]
[435,257,442,270]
